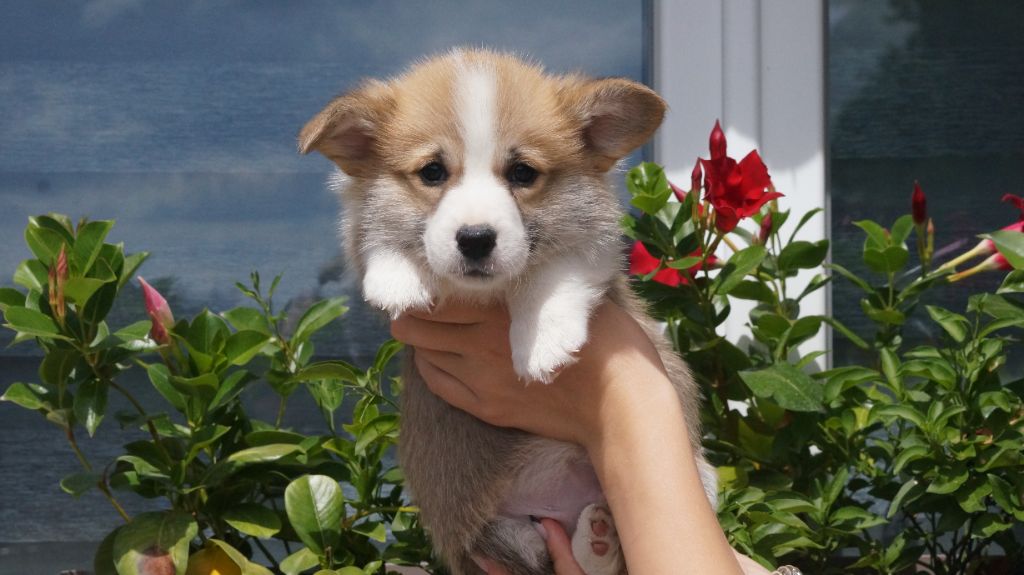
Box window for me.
[0,2,648,571]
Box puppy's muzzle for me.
[456,225,497,262]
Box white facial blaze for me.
[423,61,529,287]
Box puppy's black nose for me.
[456,225,497,261]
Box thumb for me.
[539,518,586,575]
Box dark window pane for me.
[0,2,647,571]
[829,0,1024,365]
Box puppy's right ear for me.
[298,81,395,177]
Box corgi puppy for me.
[300,49,716,575]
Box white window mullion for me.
[653,0,829,366]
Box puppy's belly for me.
[498,439,604,537]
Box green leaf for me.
[373,338,404,373]
[830,506,886,529]
[186,310,230,355]
[3,306,67,339]
[205,540,274,575]
[293,361,361,384]
[925,305,969,343]
[863,246,909,275]
[955,478,992,513]
[997,269,1024,294]
[94,527,121,575]
[664,255,703,270]
[927,464,968,494]
[828,262,871,293]
[25,219,68,265]
[777,240,829,272]
[74,378,108,437]
[13,259,49,292]
[224,330,270,366]
[169,373,219,402]
[727,280,775,303]
[982,230,1024,269]
[73,220,114,275]
[890,214,914,246]
[871,404,925,429]
[880,347,901,392]
[146,363,187,411]
[293,297,348,344]
[788,208,823,242]
[354,414,399,455]
[113,511,197,575]
[823,316,869,350]
[854,220,890,250]
[285,475,344,556]
[713,245,767,296]
[0,287,24,311]
[738,364,822,412]
[223,504,282,538]
[973,514,1013,538]
[626,162,672,214]
[63,276,110,307]
[887,479,924,518]
[118,251,150,290]
[222,307,272,335]
[227,443,303,465]
[60,471,101,497]
[353,520,388,542]
[280,547,320,575]
[1,382,55,411]
[892,445,929,474]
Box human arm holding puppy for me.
[391,301,755,575]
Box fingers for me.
[540,518,587,575]
[413,351,479,411]
[407,300,506,325]
[391,313,475,352]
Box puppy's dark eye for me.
[419,162,448,186]
[507,163,539,187]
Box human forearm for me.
[584,361,743,575]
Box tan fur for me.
[300,49,707,575]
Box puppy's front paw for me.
[571,504,623,575]
[509,309,588,384]
[362,251,433,318]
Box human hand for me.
[389,299,670,448]
[474,518,586,575]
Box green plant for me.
[623,122,1024,573]
[0,215,435,574]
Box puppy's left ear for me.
[565,78,667,172]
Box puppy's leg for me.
[507,259,610,383]
[571,504,624,575]
[469,517,550,575]
[361,247,433,318]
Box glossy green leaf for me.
[227,443,303,465]
[3,306,66,339]
[224,330,270,366]
[1,382,53,411]
[205,539,274,575]
[354,414,399,455]
[221,307,272,335]
[118,251,149,290]
[186,310,230,355]
[738,364,822,412]
[626,162,672,214]
[926,464,968,494]
[892,445,929,474]
[280,547,319,575]
[997,269,1024,294]
[728,280,775,303]
[887,479,923,518]
[93,526,121,575]
[955,478,992,513]
[293,297,348,344]
[25,219,68,265]
[0,287,24,311]
[854,219,890,250]
[169,373,219,402]
[777,240,829,272]
[352,520,387,542]
[13,259,48,292]
[74,378,108,437]
[863,246,909,275]
[60,471,101,497]
[925,305,969,343]
[713,245,767,296]
[222,504,282,538]
[285,475,344,556]
[145,363,187,411]
[73,220,114,275]
[113,511,197,575]
[871,404,925,429]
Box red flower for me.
[629,241,717,286]
[699,122,782,233]
[138,276,174,344]
[912,181,927,226]
[691,159,703,192]
[1004,193,1024,219]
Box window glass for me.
[0,2,647,571]
[829,0,1024,365]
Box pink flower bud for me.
[138,276,174,344]
[670,181,687,203]
[53,244,68,322]
[948,252,1012,282]
[691,160,703,192]
[709,120,727,160]
[911,181,927,226]
[758,212,773,244]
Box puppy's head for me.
[300,49,665,292]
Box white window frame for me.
[651,0,829,363]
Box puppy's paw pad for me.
[572,504,622,575]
